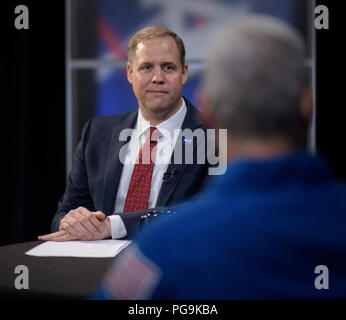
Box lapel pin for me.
[183,137,192,144]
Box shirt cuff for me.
[108,215,127,239]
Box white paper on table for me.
[25,240,132,258]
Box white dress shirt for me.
[108,99,187,239]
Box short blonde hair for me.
[127,26,186,68]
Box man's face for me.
[127,36,188,122]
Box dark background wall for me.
[2,1,66,246]
[1,0,345,246]
[315,1,346,181]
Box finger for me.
[60,207,103,238]
[59,207,84,231]
[63,214,93,239]
[76,209,100,237]
[39,230,78,242]
[69,210,97,240]
[94,211,106,221]
[68,208,102,238]
[93,211,107,233]
[61,221,83,239]
[78,207,106,234]
[38,230,66,241]
[84,209,106,233]
[59,214,71,231]
[49,232,78,242]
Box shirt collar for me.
[135,98,187,142]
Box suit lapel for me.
[102,110,138,215]
[156,98,203,207]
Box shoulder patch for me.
[103,244,162,299]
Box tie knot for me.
[147,127,161,142]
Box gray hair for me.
[205,14,307,140]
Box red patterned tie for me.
[123,127,160,212]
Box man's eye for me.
[141,65,151,71]
[164,65,174,71]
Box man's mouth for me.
[147,90,168,94]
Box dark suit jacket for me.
[51,98,210,237]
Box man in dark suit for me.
[38,26,211,242]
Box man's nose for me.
[151,67,164,84]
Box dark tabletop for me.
[0,241,115,299]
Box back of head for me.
[205,15,307,143]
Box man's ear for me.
[126,63,133,84]
[182,63,188,85]
[299,85,313,123]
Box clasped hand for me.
[38,207,111,241]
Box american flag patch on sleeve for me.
[102,244,162,300]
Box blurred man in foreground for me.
[95,15,346,299]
